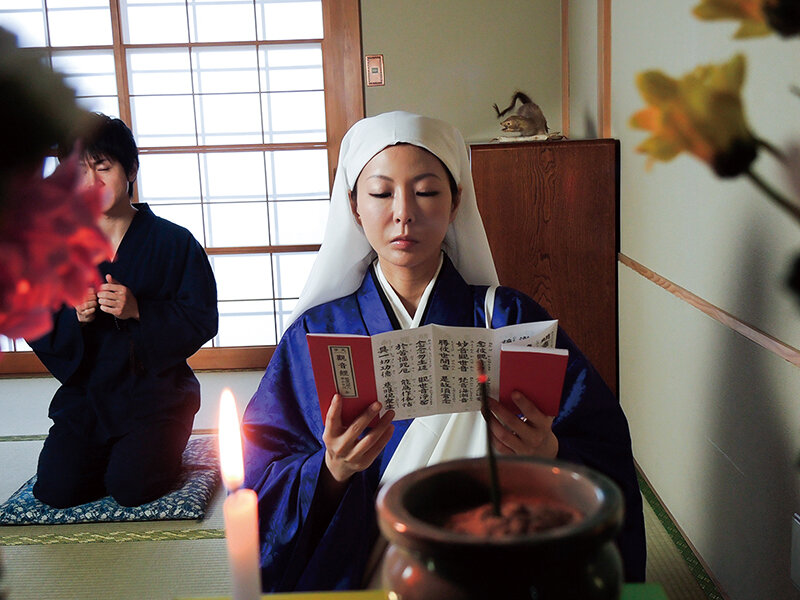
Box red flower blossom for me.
[0,152,112,341]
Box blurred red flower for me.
[0,152,112,341]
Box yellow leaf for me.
[630,107,661,131]
[733,20,772,37]
[693,0,754,20]
[638,137,682,162]
[636,71,680,106]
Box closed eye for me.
[369,192,392,198]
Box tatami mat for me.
[3,538,230,600]
[0,435,725,600]
[640,475,725,600]
[0,483,228,600]
[644,493,709,600]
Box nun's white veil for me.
[289,111,499,323]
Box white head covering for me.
[290,111,499,323]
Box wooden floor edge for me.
[618,253,800,368]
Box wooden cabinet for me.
[470,139,619,395]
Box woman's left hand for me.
[488,392,558,459]
[98,274,140,320]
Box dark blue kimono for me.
[29,203,218,507]
[243,255,645,591]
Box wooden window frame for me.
[0,0,364,377]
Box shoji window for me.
[0,0,363,373]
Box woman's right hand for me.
[75,288,98,323]
[322,394,395,483]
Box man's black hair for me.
[61,112,139,197]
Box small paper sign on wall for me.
[365,54,385,87]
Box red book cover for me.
[498,346,568,417]
[307,333,378,426]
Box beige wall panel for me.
[611,0,800,348]
[567,0,599,138]
[360,0,562,142]
[620,264,800,599]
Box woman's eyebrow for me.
[366,172,442,182]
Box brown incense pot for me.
[376,456,624,600]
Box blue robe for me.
[243,255,645,591]
[29,203,218,504]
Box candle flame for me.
[218,388,245,492]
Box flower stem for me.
[745,169,800,226]
[756,137,785,162]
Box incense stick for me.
[476,359,501,516]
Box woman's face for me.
[350,144,460,278]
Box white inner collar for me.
[374,254,444,330]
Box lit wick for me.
[477,359,501,516]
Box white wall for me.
[0,370,263,437]
[567,0,598,138]
[361,0,562,142]
[599,1,800,598]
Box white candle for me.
[218,388,261,600]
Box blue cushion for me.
[0,436,219,525]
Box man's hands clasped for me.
[76,274,140,323]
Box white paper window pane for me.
[192,47,260,94]
[261,44,321,68]
[51,50,117,97]
[138,154,201,204]
[217,300,276,346]
[76,96,119,117]
[148,203,206,247]
[262,91,325,143]
[0,336,15,352]
[211,255,273,302]
[47,0,112,47]
[269,200,328,245]
[121,0,188,44]
[0,336,33,352]
[260,44,322,92]
[188,0,255,43]
[200,152,266,202]
[132,95,197,147]
[275,299,297,336]
[128,49,192,96]
[195,93,263,145]
[205,202,269,247]
[43,157,58,177]
[265,149,328,200]
[263,65,323,93]
[272,252,315,299]
[0,4,47,47]
[256,0,322,41]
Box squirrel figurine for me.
[493,91,550,138]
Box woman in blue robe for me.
[243,111,646,592]
[29,115,218,508]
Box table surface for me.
[184,582,668,599]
